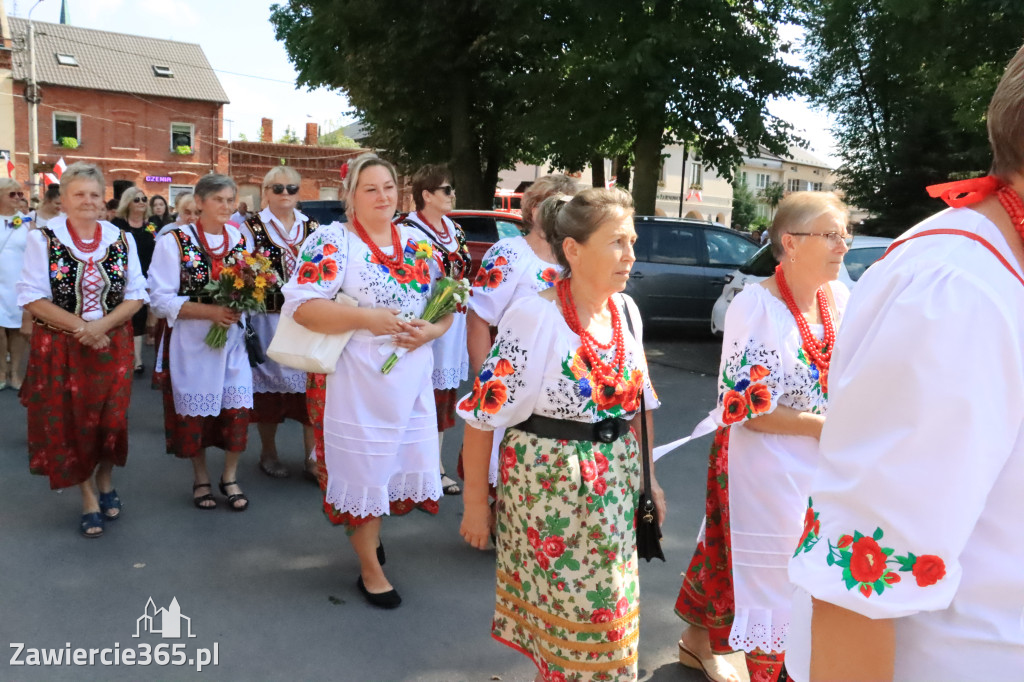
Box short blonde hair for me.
[173,192,194,212]
[341,153,397,200]
[116,186,150,221]
[0,178,20,195]
[769,192,848,260]
[59,162,104,196]
[522,174,580,233]
[988,42,1024,179]
[262,165,301,189]
[542,187,634,276]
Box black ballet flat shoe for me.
[356,576,401,609]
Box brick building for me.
[8,17,228,201]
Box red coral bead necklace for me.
[352,214,405,270]
[995,185,1024,238]
[68,222,103,254]
[415,211,452,243]
[775,264,836,377]
[194,220,231,279]
[556,278,626,393]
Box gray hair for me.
[262,165,301,188]
[769,191,848,260]
[116,186,150,221]
[0,177,19,195]
[194,174,237,201]
[542,187,634,276]
[342,153,397,199]
[59,162,105,195]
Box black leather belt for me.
[514,414,633,444]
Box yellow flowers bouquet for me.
[202,252,280,349]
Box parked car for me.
[624,217,761,326]
[297,200,347,226]
[710,234,894,334]
[401,210,525,279]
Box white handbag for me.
[267,291,358,374]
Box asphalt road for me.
[0,328,736,682]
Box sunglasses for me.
[434,185,455,196]
[8,191,24,198]
[270,184,300,195]
[133,196,148,203]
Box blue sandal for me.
[80,512,104,538]
[98,490,122,521]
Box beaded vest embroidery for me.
[172,229,246,298]
[402,216,471,279]
[42,227,129,315]
[245,214,318,281]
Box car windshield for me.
[844,246,886,281]
[739,244,777,277]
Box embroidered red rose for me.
[595,452,609,475]
[593,478,608,495]
[493,358,515,376]
[479,380,508,414]
[413,258,431,284]
[319,258,338,281]
[541,267,557,283]
[849,536,887,584]
[579,460,597,482]
[615,597,629,617]
[390,262,415,284]
[526,527,541,549]
[746,383,772,414]
[590,608,614,624]
[322,243,338,256]
[798,506,820,548]
[911,555,946,587]
[607,627,625,642]
[548,673,566,682]
[721,390,748,424]
[749,364,770,382]
[883,572,901,584]
[837,534,854,548]
[535,549,550,571]
[621,373,643,412]
[501,446,516,472]
[296,261,319,284]
[458,378,482,412]
[542,536,566,558]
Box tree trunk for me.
[590,155,605,188]
[614,154,632,191]
[632,106,665,215]
[449,74,488,209]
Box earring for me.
[790,256,797,263]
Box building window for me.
[755,173,770,189]
[55,53,78,67]
[169,185,193,205]
[170,123,194,152]
[788,179,801,192]
[152,65,174,78]
[689,162,703,187]
[756,203,771,219]
[812,182,823,191]
[53,112,80,145]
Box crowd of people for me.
[4,44,1024,682]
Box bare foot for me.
[678,624,741,682]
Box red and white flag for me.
[605,176,617,190]
[1,151,13,178]
[54,157,67,179]
[685,189,703,202]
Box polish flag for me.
[42,173,59,187]
[54,157,68,179]
[685,189,703,202]
[605,176,616,190]
[1,151,12,178]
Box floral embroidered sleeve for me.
[281,223,348,317]
[788,266,1020,618]
[714,287,783,427]
[457,296,554,431]
[469,238,523,326]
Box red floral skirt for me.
[675,427,736,654]
[21,322,134,489]
[252,391,310,425]
[434,387,457,431]
[307,373,438,529]
[154,326,249,459]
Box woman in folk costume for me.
[400,164,471,495]
[149,175,252,512]
[110,186,158,376]
[675,192,852,682]
[282,153,452,609]
[0,177,32,391]
[461,174,579,491]
[17,163,147,537]
[240,166,319,480]
[459,189,665,682]
[787,45,1024,682]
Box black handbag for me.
[636,390,665,562]
[242,319,266,367]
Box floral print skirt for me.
[22,322,133,489]
[493,426,641,682]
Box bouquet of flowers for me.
[381,277,470,374]
[202,252,280,349]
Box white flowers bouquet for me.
[381,277,470,374]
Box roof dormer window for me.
[152,65,174,78]
[55,53,78,67]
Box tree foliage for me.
[800,0,1024,232]
[276,125,301,144]
[760,181,786,211]
[731,176,759,230]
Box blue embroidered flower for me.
[480,369,493,382]
[809,363,820,381]
[578,377,592,398]
[312,253,323,263]
[734,378,750,392]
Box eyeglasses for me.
[270,184,300,195]
[7,191,24,198]
[133,196,148,203]
[790,232,853,248]
[433,185,455,196]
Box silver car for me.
[710,235,894,334]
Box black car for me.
[625,217,760,325]
[297,200,346,226]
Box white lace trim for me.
[173,386,253,417]
[252,369,307,394]
[728,607,790,653]
[324,470,442,518]
[432,362,469,390]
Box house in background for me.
[8,17,229,200]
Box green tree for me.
[800,0,1024,232]
[760,181,785,216]
[270,1,541,209]
[318,128,360,149]
[731,176,758,230]
[277,125,301,144]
